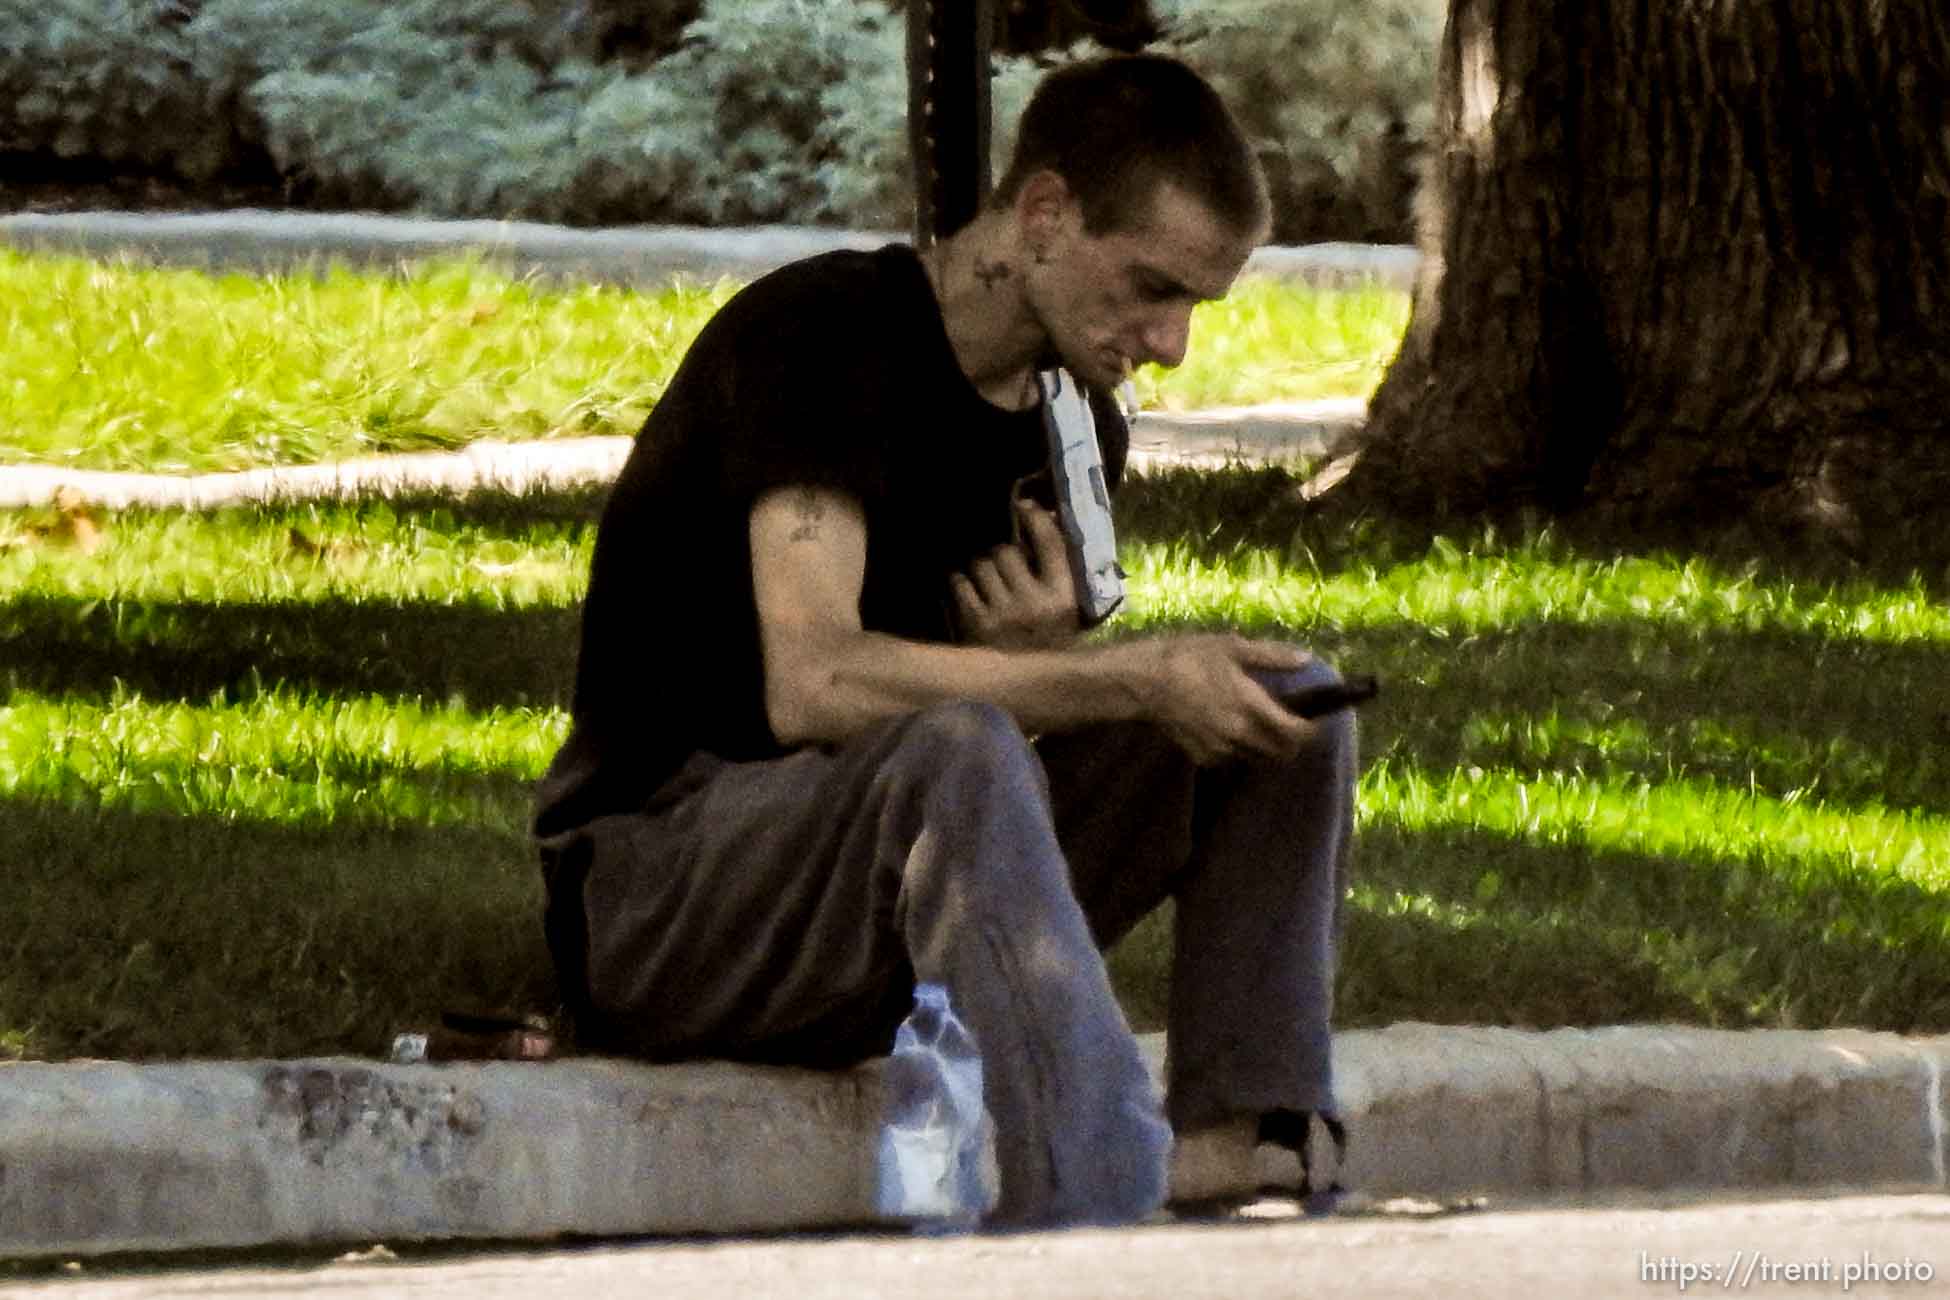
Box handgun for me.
[1036,368,1125,627]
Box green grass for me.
[0,250,737,473]
[0,493,589,1059]
[0,249,1400,474]
[3,479,1946,1059]
[0,688,561,1060]
[1096,473,1950,1035]
[0,685,561,829]
[1128,276,1409,411]
[1,495,593,606]
[1,252,1944,1060]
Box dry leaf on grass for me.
[287,527,366,561]
[0,487,107,554]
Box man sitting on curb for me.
[533,53,1358,1228]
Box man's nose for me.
[1141,308,1193,369]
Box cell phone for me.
[1263,672,1380,718]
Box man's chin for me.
[1035,335,1130,390]
[1051,355,1127,392]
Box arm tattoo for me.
[788,486,823,543]
[973,258,1012,291]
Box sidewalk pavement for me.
[3,213,1943,1261]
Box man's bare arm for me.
[750,485,1147,743]
[750,484,1316,762]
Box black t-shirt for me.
[535,244,1129,836]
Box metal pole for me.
[907,0,995,248]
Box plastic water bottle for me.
[875,983,998,1230]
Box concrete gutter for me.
[0,213,891,288]
[0,211,1422,292]
[3,1026,1945,1259]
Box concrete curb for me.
[0,1055,878,1258]
[1326,1025,1950,1199]
[4,1027,1944,1259]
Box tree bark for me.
[1325,0,1950,551]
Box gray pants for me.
[544,662,1356,1226]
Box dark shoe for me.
[1257,1108,1349,1216]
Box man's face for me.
[1027,177,1262,392]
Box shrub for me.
[185,0,609,216]
[3,0,1443,239]
[570,0,910,228]
[194,0,909,227]
[0,0,235,179]
[544,0,707,64]
[187,0,603,89]
[980,1,1442,242]
[1154,0,1444,243]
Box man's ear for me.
[1014,169,1078,254]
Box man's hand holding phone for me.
[1121,637,1380,766]
[1251,668,1380,719]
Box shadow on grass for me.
[1118,463,1950,598]
[6,578,1945,818]
[259,483,611,542]
[1116,463,1314,560]
[13,789,1946,1060]
[1342,820,1950,1032]
[4,753,541,830]
[0,798,555,1062]
[1117,470,1950,813]
[1328,621,1950,817]
[1107,819,1950,1038]
[5,581,1944,818]
[0,592,579,710]
[1108,614,1950,818]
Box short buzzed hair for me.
[992,54,1269,239]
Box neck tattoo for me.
[972,257,1012,292]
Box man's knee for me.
[885,698,1041,791]
[883,700,1071,895]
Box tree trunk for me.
[1324,0,1950,552]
